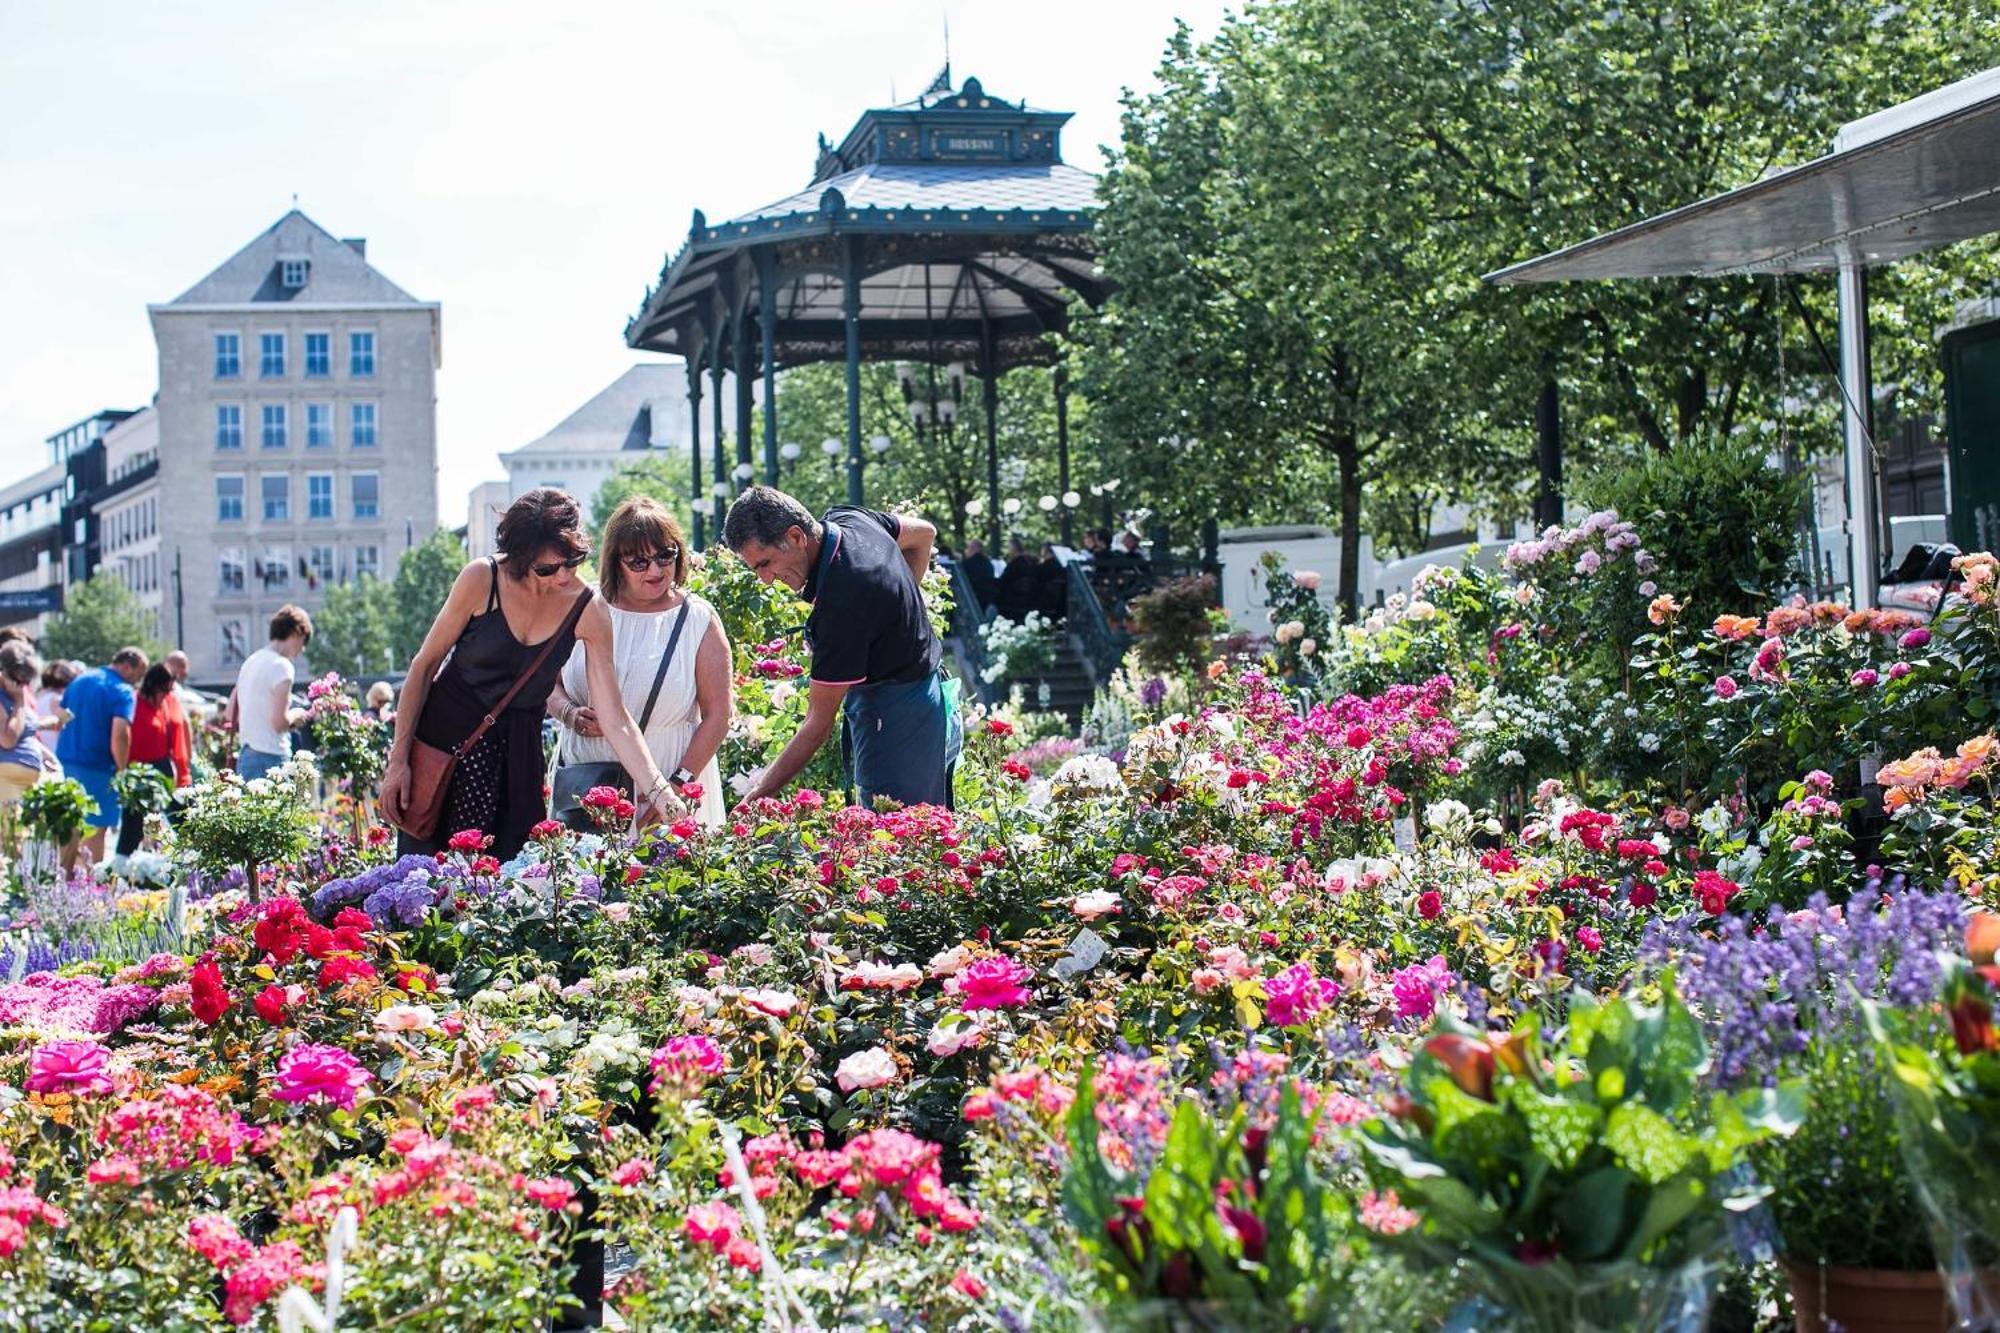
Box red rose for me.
[985,719,1014,737]
[332,908,373,934]
[254,983,296,1027]
[190,958,232,1026]
[447,829,490,853]
[529,819,564,841]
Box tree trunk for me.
[1335,436,1363,622]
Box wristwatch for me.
[669,766,695,787]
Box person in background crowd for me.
[54,646,147,867]
[547,497,730,830]
[960,537,1000,613]
[1034,541,1068,624]
[36,659,79,760]
[725,486,956,810]
[119,662,191,855]
[365,680,395,723]
[996,536,1037,622]
[229,606,312,781]
[0,641,47,818]
[164,650,197,770]
[381,488,678,862]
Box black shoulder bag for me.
[549,598,693,830]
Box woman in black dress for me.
[381,489,678,860]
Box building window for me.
[353,544,381,580]
[216,404,243,450]
[281,259,309,289]
[304,332,330,377]
[349,331,375,377]
[219,546,246,594]
[307,545,335,587]
[352,472,380,519]
[307,472,334,520]
[216,474,245,522]
[350,402,378,447]
[214,333,241,378]
[306,403,333,448]
[262,474,289,521]
[221,619,248,668]
[259,332,286,378]
[260,404,287,449]
[260,546,292,592]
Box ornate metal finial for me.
[689,209,707,236]
[819,187,847,218]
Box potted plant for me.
[1360,977,1803,1332]
[1657,891,1970,1331]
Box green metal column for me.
[981,317,1000,551]
[709,337,727,536]
[841,235,864,506]
[757,248,780,487]
[733,300,754,490]
[686,357,705,550]
[1054,360,1072,546]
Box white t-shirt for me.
[234,646,296,756]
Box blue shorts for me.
[69,764,120,829]
[238,747,288,781]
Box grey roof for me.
[732,162,1099,227]
[0,461,65,512]
[507,364,686,458]
[167,209,424,305]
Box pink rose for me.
[954,957,1032,1011]
[1712,675,1738,699]
[24,1040,115,1097]
[271,1043,371,1111]
[648,1035,725,1093]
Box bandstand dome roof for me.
[625,75,1105,375]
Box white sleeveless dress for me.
[557,594,724,828]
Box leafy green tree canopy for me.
[39,574,165,665]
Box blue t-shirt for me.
[0,691,41,770]
[54,666,135,772]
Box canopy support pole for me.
[733,301,755,492]
[1535,376,1563,529]
[757,248,780,487]
[981,316,1001,551]
[1837,258,1879,607]
[710,340,727,537]
[687,357,706,550]
[841,235,864,506]
[1054,360,1073,546]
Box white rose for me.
[1070,889,1123,920]
[1292,570,1322,591]
[374,1004,437,1033]
[835,1046,899,1092]
[1299,638,1317,657]
[925,1014,988,1058]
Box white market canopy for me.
[1485,66,2000,607]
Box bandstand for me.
[625,74,1105,549]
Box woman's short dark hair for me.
[41,659,78,691]
[496,487,590,580]
[139,661,175,704]
[599,497,690,602]
[723,486,820,552]
[0,641,40,686]
[269,605,313,644]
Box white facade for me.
[470,363,741,548]
[148,211,440,683]
[97,407,164,641]
[0,463,66,640]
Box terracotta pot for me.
[1784,1261,1950,1333]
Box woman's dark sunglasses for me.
[621,548,681,572]
[531,553,589,577]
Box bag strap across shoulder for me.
[635,597,696,733]
[455,587,594,758]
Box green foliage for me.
[175,755,319,895]
[592,453,692,537]
[110,764,173,819]
[310,574,397,680]
[39,574,165,665]
[18,778,95,846]
[1362,980,1803,1324]
[390,530,468,669]
[1129,575,1223,678]
[1577,438,1806,616]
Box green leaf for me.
[1551,1164,1632,1262]
[1510,1084,1604,1171]
[1604,1103,1699,1185]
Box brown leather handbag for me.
[390,589,593,842]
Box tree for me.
[309,575,397,680]
[592,454,693,537]
[39,574,165,665]
[389,529,467,669]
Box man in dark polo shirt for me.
[724,486,958,808]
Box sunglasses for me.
[531,553,589,577]
[621,548,681,572]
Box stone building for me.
[148,211,439,682]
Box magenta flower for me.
[24,1039,114,1097]
[1389,956,1453,1021]
[648,1034,725,1093]
[1713,675,1739,699]
[270,1043,371,1111]
[957,957,1033,1010]
[1899,627,1932,650]
[1850,668,1879,689]
[1265,962,1340,1027]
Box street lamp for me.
[1037,494,1058,513]
[731,461,754,490]
[779,441,801,474]
[868,433,892,457]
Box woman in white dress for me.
[547,498,731,828]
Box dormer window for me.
[280,258,309,289]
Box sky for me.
[0,0,1235,517]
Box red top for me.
[129,689,191,786]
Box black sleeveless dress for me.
[398,559,593,862]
